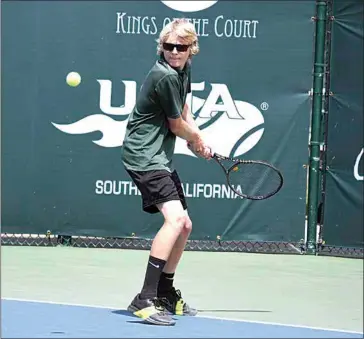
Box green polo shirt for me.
[122,55,191,172]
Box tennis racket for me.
[212,153,283,200]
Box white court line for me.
[2,297,363,335]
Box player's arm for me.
[156,74,202,144]
[181,103,200,134]
[168,115,203,145]
[169,104,207,150]
[156,74,210,157]
[169,117,211,159]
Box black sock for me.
[158,272,175,296]
[140,256,166,299]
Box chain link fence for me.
[1,233,362,258]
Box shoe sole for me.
[175,311,198,316]
[166,310,198,316]
[127,304,176,326]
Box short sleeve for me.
[155,74,183,119]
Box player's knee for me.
[168,215,187,231]
[168,215,192,234]
[183,217,192,234]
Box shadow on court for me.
[2,299,363,338]
[113,309,272,316]
[198,309,272,313]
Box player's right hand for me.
[187,140,212,160]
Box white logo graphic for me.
[161,1,217,12]
[52,79,265,158]
[148,261,160,268]
[354,148,363,181]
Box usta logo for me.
[52,79,265,158]
[161,1,218,12]
[354,148,363,181]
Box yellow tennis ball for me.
[66,72,81,87]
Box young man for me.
[122,18,212,326]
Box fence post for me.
[306,0,328,255]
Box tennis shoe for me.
[158,287,198,316]
[127,293,176,326]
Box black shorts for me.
[126,169,187,214]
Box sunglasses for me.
[163,43,191,52]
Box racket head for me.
[226,160,283,200]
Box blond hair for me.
[156,18,199,57]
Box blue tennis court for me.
[2,299,363,338]
[2,246,363,339]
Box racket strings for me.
[228,163,282,199]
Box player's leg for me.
[149,200,188,260]
[162,210,192,274]
[126,170,187,325]
[157,171,197,316]
[129,200,188,324]
[160,170,191,274]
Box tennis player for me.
[122,18,212,326]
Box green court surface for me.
[1,246,363,334]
